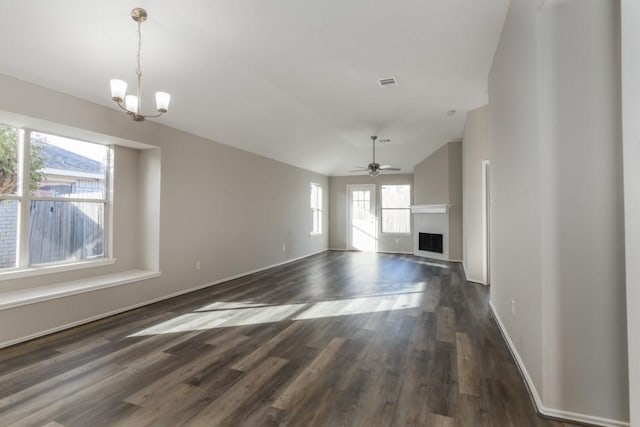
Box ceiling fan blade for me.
[347,135,386,174]
[379,165,401,171]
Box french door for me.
[347,185,377,252]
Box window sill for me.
[0,269,161,311]
[0,258,117,281]
[381,232,413,236]
[309,232,323,236]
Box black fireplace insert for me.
[418,232,443,253]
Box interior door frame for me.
[347,184,377,251]
[482,160,490,285]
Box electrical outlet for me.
[511,300,515,317]
[282,244,286,252]
[195,260,201,271]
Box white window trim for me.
[0,126,114,274]
[380,184,412,235]
[0,257,117,281]
[380,231,413,236]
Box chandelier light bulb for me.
[110,79,127,102]
[155,92,171,113]
[125,95,139,114]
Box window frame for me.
[0,125,114,277]
[380,184,412,235]
[310,182,323,235]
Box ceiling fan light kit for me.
[349,135,401,177]
[110,7,171,122]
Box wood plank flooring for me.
[0,251,575,426]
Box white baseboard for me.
[489,301,629,427]
[0,249,328,350]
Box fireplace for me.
[419,232,443,254]
[412,204,452,261]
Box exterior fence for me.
[0,199,104,267]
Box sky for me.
[34,131,107,163]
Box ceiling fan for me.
[349,135,401,176]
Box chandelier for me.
[109,8,171,122]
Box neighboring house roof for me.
[41,144,104,175]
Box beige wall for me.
[622,0,640,422]
[0,74,329,346]
[489,0,627,423]
[489,0,545,401]
[112,146,142,271]
[447,141,462,261]
[414,143,450,204]
[413,141,462,260]
[462,106,489,284]
[328,174,414,253]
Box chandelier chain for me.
[136,20,142,116]
[136,20,142,78]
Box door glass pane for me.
[31,132,108,199]
[0,199,19,268]
[0,125,20,196]
[29,201,104,264]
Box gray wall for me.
[489,0,627,423]
[622,0,640,422]
[328,174,413,253]
[0,73,329,346]
[462,106,489,284]
[414,141,462,260]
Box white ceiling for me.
[0,0,508,176]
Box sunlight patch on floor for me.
[409,259,450,269]
[293,293,422,320]
[129,303,305,336]
[194,301,272,312]
[128,292,424,337]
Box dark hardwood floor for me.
[0,251,573,426]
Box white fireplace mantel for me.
[410,204,449,214]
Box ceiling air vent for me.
[377,77,397,87]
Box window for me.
[310,183,322,234]
[0,125,110,270]
[381,184,411,233]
